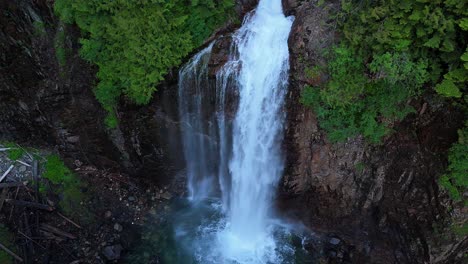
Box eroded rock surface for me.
[280,0,465,263]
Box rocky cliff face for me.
[0,0,120,167]
[280,0,466,263]
[0,0,263,183]
[0,0,191,182]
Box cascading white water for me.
[219,0,293,261]
[178,43,217,202]
[178,0,293,262]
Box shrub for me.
[301,46,424,143]
[439,124,468,203]
[302,0,467,143]
[43,155,88,220]
[54,0,235,126]
[3,142,25,161]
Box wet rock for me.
[18,165,27,172]
[74,160,83,167]
[66,136,80,143]
[329,237,341,246]
[277,0,465,262]
[128,196,136,202]
[113,223,123,232]
[161,192,172,200]
[104,211,112,218]
[102,244,122,261]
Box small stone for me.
[104,211,112,218]
[102,244,122,261]
[329,237,341,245]
[74,160,83,167]
[18,166,27,172]
[128,196,136,202]
[66,136,80,143]
[161,192,172,200]
[114,223,123,232]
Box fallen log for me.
[18,231,46,250]
[0,242,23,262]
[5,199,55,211]
[16,160,31,167]
[0,181,28,189]
[39,230,65,242]
[40,223,76,240]
[0,165,14,183]
[57,212,82,229]
[0,189,7,212]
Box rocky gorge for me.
[0,0,466,263]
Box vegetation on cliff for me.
[54,0,235,127]
[300,0,467,202]
[42,154,90,221]
[302,0,467,143]
[439,123,468,204]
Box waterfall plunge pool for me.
[125,197,317,264]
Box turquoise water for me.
[125,198,316,264]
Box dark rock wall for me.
[0,0,256,182]
[280,0,465,263]
[0,0,181,182]
[0,0,121,167]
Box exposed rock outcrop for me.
[0,0,120,168]
[280,0,466,263]
[0,0,197,182]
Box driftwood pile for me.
[0,150,81,263]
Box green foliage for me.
[43,155,89,220]
[54,25,67,67]
[54,0,235,126]
[3,142,25,161]
[0,225,14,264]
[339,0,467,98]
[304,65,323,80]
[301,46,422,143]
[453,222,468,236]
[302,0,467,143]
[355,162,366,173]
[439,124,468,203]
[43,155,74,184]
[33,20,46,37]
[104,113,118,129]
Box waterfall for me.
[178,43,217,202]
[178,0,293,262]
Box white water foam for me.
[178,0,293,262]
